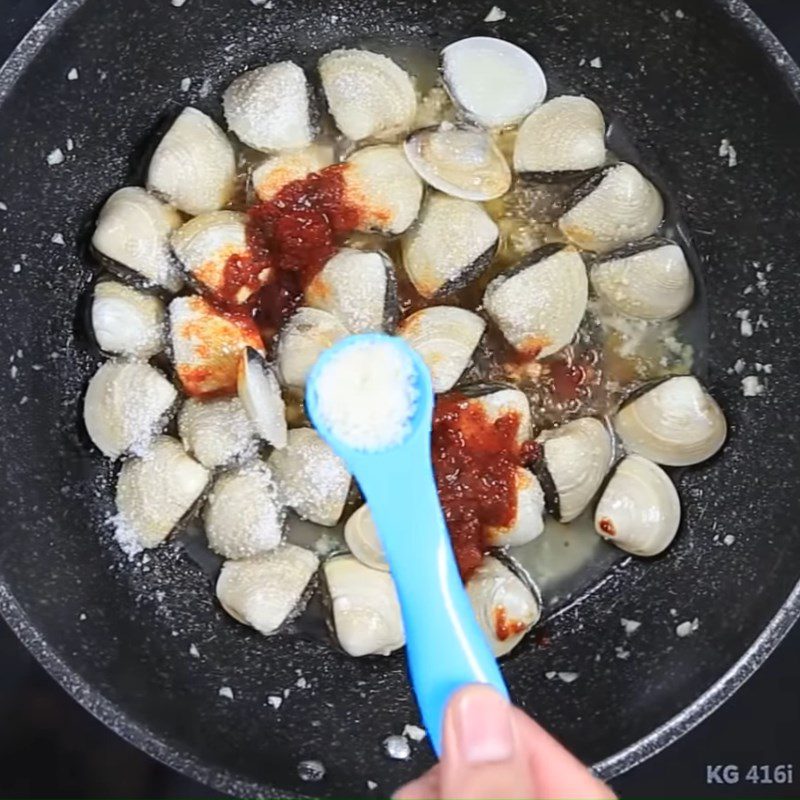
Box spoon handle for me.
[359,450,509,755]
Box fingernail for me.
[452,686,515,764]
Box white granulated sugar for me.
[296,676,308,688]
[403,724,427,742]
[79,612,87,621]
[267,695,283,709]
[199,77,213,97]
[315,340,419,451]
[19,396,28,405]
[111,514,145,559]
[180,77,192,92]
[733,358,745,374]
[621,618,641,635]
[12,264,21,274]
[67,67,79,80]
[171,0,187,6]
[384,734,411,760]
[298,760,326,782]
[755,314,768,331]
[740,319,753,337]
[741,375,764,397]
[615,646,631,660]
[51,232,65,245]
[590,56,603,68]
[47,147,65,165]
[171,630,179,637]
[558,671,579,683]
[723,534,735,546]
[10,365,17,379]
[0,201,7,211]
[484,5,507,21]
[676,618,700,637]
[675,8,685,18]
[66,137,75,151]
[718,138,738,167]
[367,780,378,790]
[189,643,200,657]
[545,670,557,679]
[578,57,586,67]
[218,686,234,699]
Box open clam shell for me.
[305,248,398,334]
[614,376,727,467]
[485,467,545,547]
[177,396,257,469]
[318,49,417,142]
[594,454,680,556]
[323,554,405,657]
[398,306,486,393]
[401,192,499,299]
[403,124,511,201]
[483,244,588,358]
[216,544,319,636]
[91,187,183,292]
[237,347,288,449]
[558,162,663,253]
[146,107,236,216]
[513,95,607,175]
[441,37,547,128]
[223,61,313,153]
[251,143,335,202]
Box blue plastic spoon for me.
[306,333,508,755]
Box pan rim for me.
[0,0,798,795]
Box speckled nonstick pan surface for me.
[0,0,799,797]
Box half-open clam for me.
[237,347,288,449]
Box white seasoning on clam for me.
[312,338,418,451]
[178,396,257,469]
[91,281,166,358]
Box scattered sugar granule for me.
[51,232,65,245]
[0,201,7,211]
[298,760,325,782]
[218,686,234,700]
[267,695,283,709]
[66,137,75,151]
[732,358,745,374]
[79,612,87,621]
[367,780,378,790]
[557,671,579,684]
[590,56,603,68]
[384,734,411,760]
[111,515,144,559]
[735,308,752,337]
[189,643,200,658]
[545,670,557,679]
[47,147,65,166]
[723,534,735,546]
[615,646,631,660]
[484,5,507,21]
[171,0,187,6]
[180,77,192,92]
[675,8,685,18]
[403,724,427,742]
[676,618,700,637]
[621,618,641,635]
[10,365,17,379]
[199,76,213,97]
[578,57,587,67]
[669,608,678,617]
[719,138,738,167]
[741,375,764,397]
[296,676,308,689]
[67,67,79,80]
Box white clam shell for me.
[268,428,351,527]
[223,61,313,153]
[559,163,664,253]
[398,306,486,393]
[276,307,349,389]
[469,387,532,445]
[483,246,588,358]
[343,145,424,235]
[594,454,680,556]
[319,49,417,142]
[466,556,541,657]
[404,125,511,201]
[538,417,612,522]
[513,95,606,174]
[486,467,545,547]
[305,248,395,334]
[204,462,286,559]
[237,348,288,449]
[114,435,209,549]
[441,37,547,128]
[251,143,335,202]
[324,554,404,657]
[147,107,236,216]
[216,544,319,636]
[344,504,388,571]
[83,360,177,459]
[91,281,166,358]
[401,193,498,298]
[92,187,183,292]
[177,396,256,469]
[591,243,694,320]
[170,211,250,301]
[614,376,727,467]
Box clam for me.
[91,187,183,292]
[114,435,209,550]
[590,240,694,320]
[614,376,727,466]
[83,360,177,459]
[401,193,499,298]
[441,37,547,128]
[483,244,588,358]
[461,385,532,444]
[177,396,257,469]
[398,306,486,393]
[323,554,404,657]
[204,462,286,559]
[169,295,264,397]
[594,454,680,556]
[251,143,335,202]
[485,467,545,547]
[171,211,261,303]
[403,124,511,201]
[536,417,612,522]
[223,61,313,153]
[558,162,663,253]
[513,96,607,175]
[305,248,398,333]
[268,427,351,527]
[90,280,166,358]
[237,347,288,449]
[343,145,424,235]
[318,49,417,142]
[146,107,236,216]
[276,307,349,389]
[344,504,388,571]
[216,544,320,636]
[466,556,541,657]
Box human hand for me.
[394,684,616,800]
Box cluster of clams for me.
[82,36,726,659]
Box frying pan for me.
[1,0,799,796]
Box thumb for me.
[438,684,535,800]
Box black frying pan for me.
[1,0,799,797]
